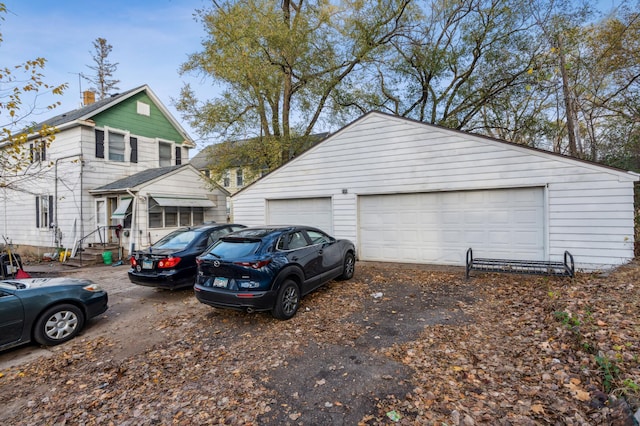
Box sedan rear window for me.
[207,240,260,258]
[154,230,199,250]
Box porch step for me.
[64,244,121,268]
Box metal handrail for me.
[73,225,120,266]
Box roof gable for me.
[339,112,640,179]
[233,111,639,196]
[38,85,194,147]
[90,164,230,196]
[91,165,186,192]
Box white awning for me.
[150,195,216,208]
[111,198,132,219]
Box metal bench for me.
[465,248,575,279]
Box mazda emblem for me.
[213,260,221,267]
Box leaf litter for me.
[0,261,638,425]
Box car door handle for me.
[317,250,323,255]
[292,256,298,261]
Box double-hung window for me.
[30,140,46,163]
[108,131,125,162]
[95,129,127,162]
[159,142,172,167]
[35,195,54,229]
[236,168,243,186]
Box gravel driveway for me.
[1,260,638,425]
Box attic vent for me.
[137,101,150,116]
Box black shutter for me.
[175,146,181,165]
[130,137,138,163]
[35,197,40,228]
[95,129,105,158]
[48,195,54,228]
[30,143,35,163]
[41,141,46,161]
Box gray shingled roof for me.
[38,86,143,128]
[189,132,330,170]
[92,165,185,192]
[189,145,216,169]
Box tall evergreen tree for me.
[85,37,120,101]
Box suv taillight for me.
[234,259,271,269]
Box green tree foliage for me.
[0,3,67,190]
[178,0,411,178]
[581,6,640,169]
[84,37,120,101]
[181,0,640,176]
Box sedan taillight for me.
[158,257,181,269]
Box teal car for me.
[0,277,108,350]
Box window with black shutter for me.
[95,129,105,158]
[48,195,54,228]
[29,141,46,163]
[35,197,40,228]
[130,137,138,163]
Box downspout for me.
[126,188,138,254]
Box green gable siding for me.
[91,92,185,144]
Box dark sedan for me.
[194,226,356,320]
[0,277,108,350]
[129,223,246,290]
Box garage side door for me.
[267,198,333,234]
[358,188,545,265]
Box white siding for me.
[266,198,333,233]
[233,113,638,270]
[1,128,85,249]
[127,167,228,249]
[0,122,225,254]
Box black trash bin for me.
[1,252,24,279]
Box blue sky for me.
[1,0,215,154]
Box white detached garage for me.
[232,112,639,270]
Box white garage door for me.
[267,198,333,234]
[359,188,545,265]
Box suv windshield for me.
[153,230,199,250]
[207,240,260,259]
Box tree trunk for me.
[557,34,578,157]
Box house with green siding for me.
[0,85,228,257]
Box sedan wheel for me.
[272,279,300,320]
[34,304,85,346]
[338,252,355,280]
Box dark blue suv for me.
[194,226,356,319]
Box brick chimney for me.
[83,90,96,106]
